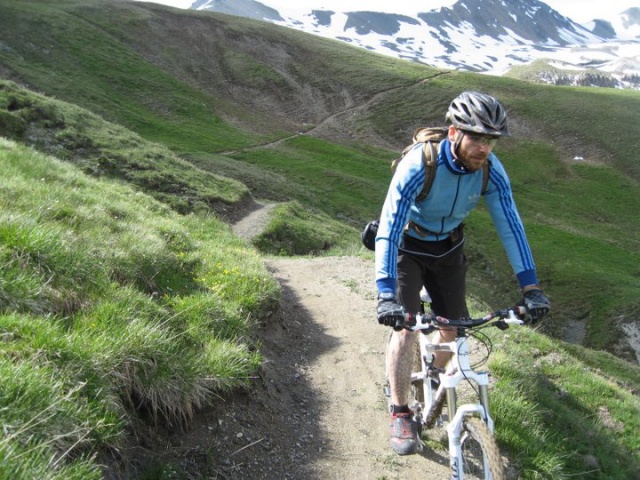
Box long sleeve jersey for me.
[375,138,538,294]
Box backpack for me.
[391,126,490,201]
[360,127,490,251]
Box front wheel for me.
[458,417,505,480]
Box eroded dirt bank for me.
[169,256,451,479]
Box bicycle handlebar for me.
[403,305,527,333]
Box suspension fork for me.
[479,384,491,423]
[446,385,458,417]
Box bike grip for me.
[495,320,509,330]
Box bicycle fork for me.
[444,377,493,425]
[443,375,495,480]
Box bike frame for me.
[413,330,492,416]
[422,332,494,479]
[410,309,523,480]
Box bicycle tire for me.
[424,386,446,429]
[412,339,425,403]
[412,338,446,429]
[459,417,505,480]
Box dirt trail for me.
[219,71,451,155]
[176,203,451,479]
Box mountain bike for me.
[385,302,527,480]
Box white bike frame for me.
[411,309,523,480]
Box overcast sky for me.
[141,0,637,23]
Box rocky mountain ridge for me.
[192,0,640,89]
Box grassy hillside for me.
[0,0,431,152]
[0,134,279,478]
[1,0,640,477]
[0,80,251,218]
[2,82,639,480]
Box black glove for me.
[521,288,550,324]
[377,292,406,331]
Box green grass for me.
[0,0,640,477]
[251,200,358,255]
[188,140,391,220]
[0,137,279,477]
[489,327,640,479]
[0,80,250,216]
[227,135,394,224]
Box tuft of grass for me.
[251,200,359,256]
[0,351,115,480]
[0,80,250,217]
[0,137,279,475]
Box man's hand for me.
[377,292,406,331]
[521,288,550,324]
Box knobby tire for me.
[412,339,425,403]
[460,417,505,480]
[425,387,446,429]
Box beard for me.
[450,135,490,172]
[458,153,487,172]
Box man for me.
[375,91,550,455]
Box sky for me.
[141,0,638,23]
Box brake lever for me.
[505,307,526,325]
[407,312,436,334]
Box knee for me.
[437,328,456,343]
[394,329,417,348]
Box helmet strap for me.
[451,130,471,171]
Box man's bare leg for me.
[386,329,417,406]
[386,328,422,455]
[431,328,455,369]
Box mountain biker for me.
[375,91,551,455]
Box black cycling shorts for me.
[396,233,469,320]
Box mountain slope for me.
[2,0,640,357]
[0,0,439,151]
[193,0,640,88]
[1,1,640,478]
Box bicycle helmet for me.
[445,91,510,137]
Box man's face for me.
[449,127,498,172]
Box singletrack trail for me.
[182,202,451,478]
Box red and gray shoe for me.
[389,412,422,455]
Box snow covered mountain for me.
[190,0,640,90]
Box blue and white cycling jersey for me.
[375,139,538,294]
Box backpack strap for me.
[480,159,491,195]
[411,127,447,202]
[416,141,437,202]
[394,127,490,201]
